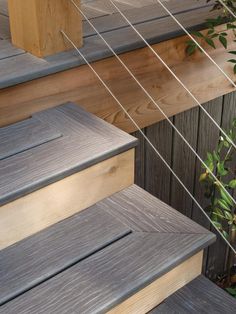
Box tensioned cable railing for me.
[156,0,236,87]
[218,0,236,19]
[70,0,236,210]
[109,0,236,150]
[61,28,236,254]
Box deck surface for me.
[150,275,236,314]
[0,102,137,205]
[0,0,216,88]
[0,185,215,313]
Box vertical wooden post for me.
[7,0,83,58]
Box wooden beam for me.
[0,25,235,131]
[108,251,203,314]
[0,149,135,250]
[7,0,83,57]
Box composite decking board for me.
[150,275,236,314]
[0,0,7,16]
[0,117,61,160]
[0,5,217,89]
[0,13,9,39]
[0,40,25,60]
[97,185,212,234]
[0,185,215,313]
[82,0,212,38]
[0,206,130,306]
[0,234,213,314]
[0,103,137,205]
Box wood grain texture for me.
[145,119,173,204]
[0,103,137,205]
[191,97,223,273]
[0,13,9,39]
[0,185,215,313]
[150,275,236,314]
[170,108,199,217]
[132,92,236,280]
[0,39,24,60]
[0,148,135,250]
[0,117,61,160]
[97,185,214,235]
[0,23,234,133]
[0,5,219,88]
[82,0,210,37]
[206,92,236,280]
[108,252,203,314]
[0,207,130,305]
[8,0,82,57]
[132,129,146,188]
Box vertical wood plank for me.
[170,107,199,217]
[206,92,236,279]
[191,97,223,274]
[8,0,83,57]
[132,129,146,188]
[145,119,173,205]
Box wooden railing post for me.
[7,0,83,58]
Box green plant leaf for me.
[229,51,236,55]
[213,150,220,161]
[186,44,197,56]
[228,59,236,63]
[222,230,229,239]
[229,179,236,189]
[220,188,233,207]
[205,37,216,48]
[224,211,233,221]
[219,35,227,48]
[199,172,208,182]
[226,287,236,297]
[191,31,204,38]
[218,199,231,211]
[217,162,228,176]
[213,221,222,230]
[227,23,236,29]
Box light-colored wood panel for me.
[0,149,134,250]
[0,25,235,132]
[8,0,82,57]
[108,251,203,314]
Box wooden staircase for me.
[1,103,235,313]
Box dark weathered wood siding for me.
[133,91,236,279]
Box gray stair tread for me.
[150,275,236,314]
[0,103,137,205]
[0,185,215,313]
[0,206,130,306]
[0,1,216,89]
[0,117,61,160]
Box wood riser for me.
[108,251,203,314]
[0,25,234,132]
[0,149,134,250]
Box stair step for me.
[150,275,236,314]
[0,103,137,249]
[0,185,215,313]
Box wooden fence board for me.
[170,108,199,217]
[206,93,236,279]
[145,119,173,204]
[134,93,235,278]
[132,129,146,188]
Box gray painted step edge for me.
[150,275,236,314]
[0,103,137,205]
[0,185,215,313]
